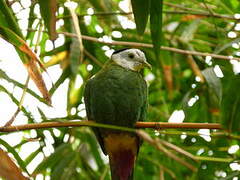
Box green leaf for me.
[0,0,23,38]
[67,75,84,110]
[131,0,150,35]
[51,151,76,180]
[219,171,240,180]
[75,129,104,169]
[150,0,163,61]
[0,26,51,104]
[24,148,41,165]
[26,3,37,41]
[0,69,47,104]
[221,75,240,132]
[180,19,201,43]
[202,67,222,103]
[0,26,25,50]
[49,67,71,95]
[34,143,72,173]
[0,84,28,114]
[69,38,81,75]
[214,37,240,54]
[38,0,57,40]
[218,0,234,13]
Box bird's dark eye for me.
[128,53,134,59]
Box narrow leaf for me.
[0,26,51,105]
[150,0,163,61]
[51,151,76,180]
[33,143,72,174]
[221,75,240,132]
[131,0,150,35]
[26,3,37,40]
[24,148,41,166]
[0,69,47,104]
[0,0,23,37]
[49,67,71,95]
[38,0,57,40]
[69,38,81,74]
[202,67,222,103]
[180,19,201,43]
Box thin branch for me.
[84,49,103,67]
[194,156,233,163]
[157,139,197,162]
[164,10,235,20]
[5,23,42,126]
[186,55,205,83]
[164,2,206,12]
[26,29,240,61]
[137,130,197,172]
[4,109,21,127]
[136,122,222,129]
[0,121,233,164]
[163,2,236,20]
[58,12,132,19]
[0,121,135,133]
[0,69,46,104]
[159,165,176,179]
[144,157,177,179]
[58,31,240,61]
[10,76,29,125]
[58,10,236,20]
[160,168,164,180]
[99,166,109,180]
[0,121,222,133]
[157,130,240,140]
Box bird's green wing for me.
[139,79,148,122]
[84,79,107,154]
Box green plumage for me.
[84,60,148,179]
[84,62,147,130]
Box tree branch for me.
[58,10,235,20]
[59,31,240,61]
[137,130,197,172]
[0,121,222,133]
[27,28,240,61]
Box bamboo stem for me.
[136,122,222,129]
[0,121,222,133]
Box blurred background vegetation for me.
[1,0,240,179]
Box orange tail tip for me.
[104,133,138,180]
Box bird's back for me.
[85,63,147,127]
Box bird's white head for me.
[111,48,151,72]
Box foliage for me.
[0,0,240,179]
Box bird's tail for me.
[104,133,139,180]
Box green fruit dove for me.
[84,48,151,180]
